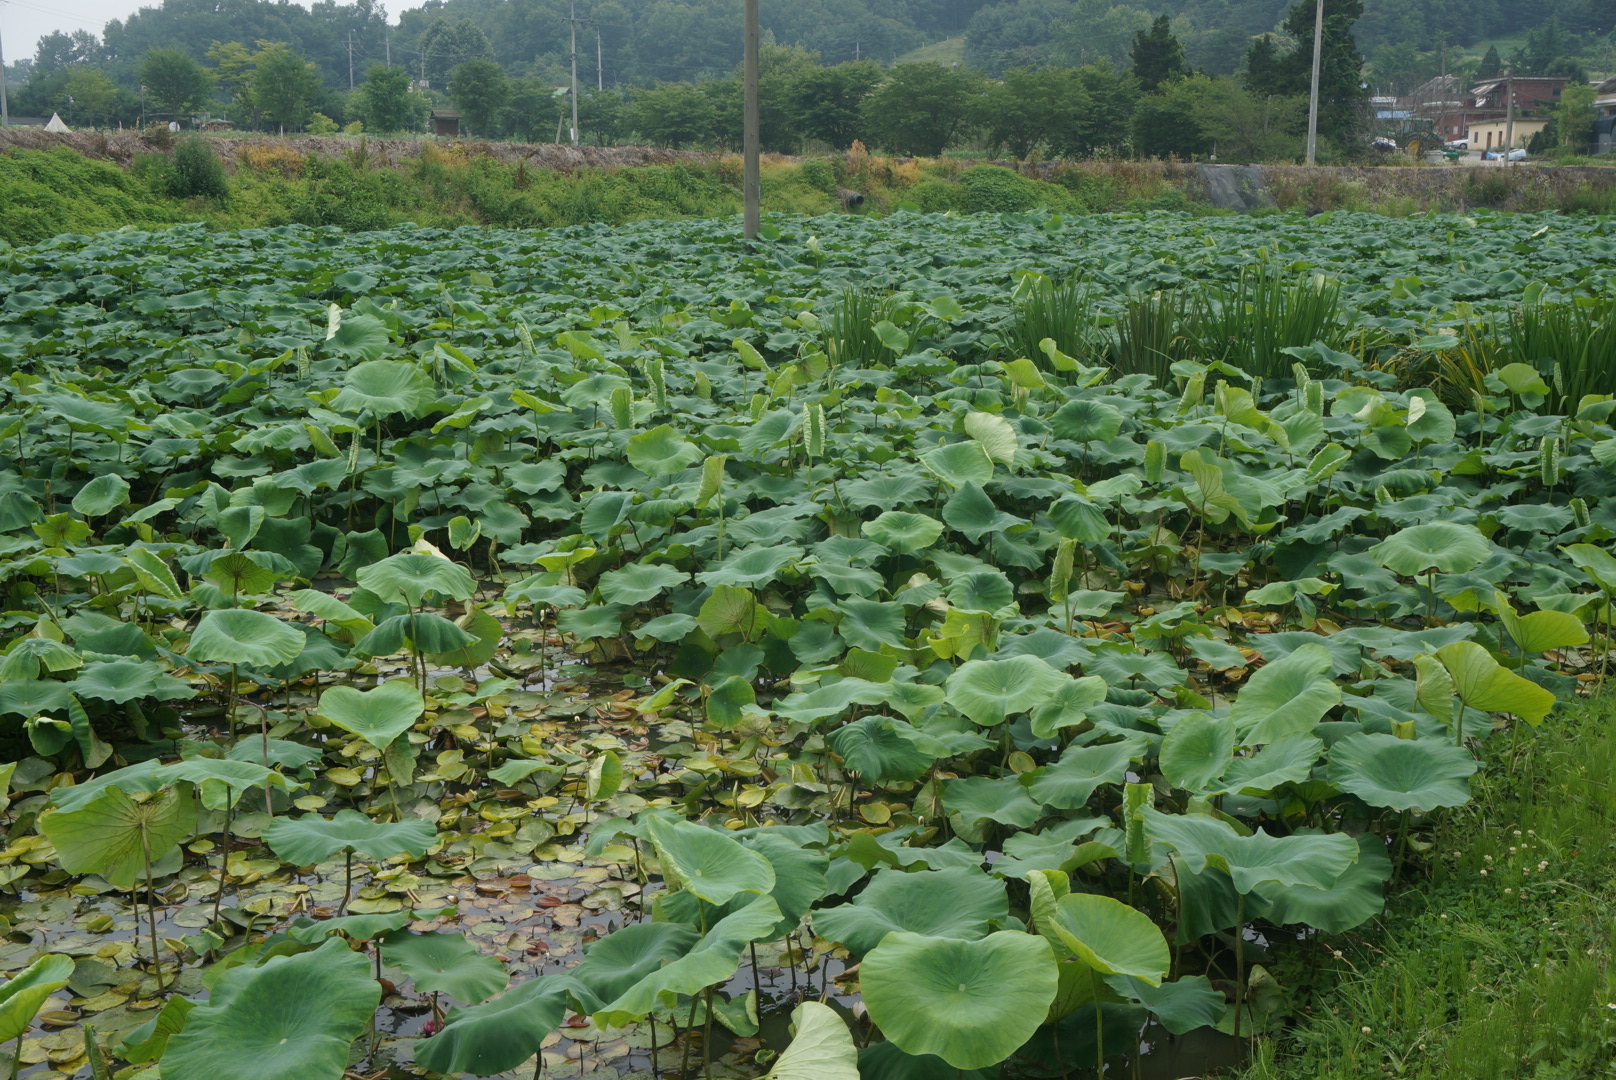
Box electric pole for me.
[743,0,759,238]
[386,32,391,68]
[1503,71,1515,163]
[348,31,355,89]
[1304,0,1323,165]
[565,0,581,144]
[596,25,603,91]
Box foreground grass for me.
[1248,696,1616,1079]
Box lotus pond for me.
[0,208,1615,1080]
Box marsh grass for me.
[1194,267,1350,379]
[1004,276,1097,365]
[1246,696,1616,1080]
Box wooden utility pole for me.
[1304,0,1323,164]
[743,0,760,239]
[0,11,9,130]
[1503,72,1515,162]
[567,0,581,144]
[348,31,355,89]
[596,26,603,91]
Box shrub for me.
[906,179,965,213]
[797,159,836,194]
[168,138,229,202]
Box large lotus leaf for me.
[1370,522,1490,576]
[1252,832,1391,932]
[592,896,783,1027]
[1103,974,1226,1035]
[1208,733,1324,796]
[1028,676,1109,739]
[997,628,1093,671]
[263,810,436,866]
[767,1002,859,1080]
[380,930,509,1004]
[812,866,1007,956]
[0,953,74,1043]
[1050,892,1170,984]
[769,678,889,725]
[161,938,380,1080]
[71,474,130,518]
[827,715,950,782]
[1141,808,1358,893]
[0,678,72,717]
[353,613,476,657]
[1325,733,1478,811]
[45,760,166,813]
[943,776,1044,829]
[645,816,775,906]
[857,1042,996,1080]
[835,599,908,652]
[317,680,423,751]
[921,442,995,487]
[331,359,431,418]
[1434,641,1556,725]
[1499,605,1588,654]
[355,551,476,605]
[861,511,943,553]
[945,655,1074,727]
[284,590,374,636]
[626,424,705,476]
[287,911,410,944]
[597,562,689,605]
[743,832,831,936]
[326,313,391,361]
[1085,649,1184,689]
[1159,712,1235,792]
[158,758,302,812]
[70,659,193,704]
[1025,740,1140,810]
[415,973,582,1075]
[1229,643,1341,744]
[1051,399,1123,444]
[38,782,196,889]
[696,545,803,588]
[861,930,1057,1070]
[945,570,1016,615]
[942,483,1026,542]
[568,921,701,1011]
[1563,543,1616,594]
[187,608,306,669]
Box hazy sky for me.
[1,0,316,67]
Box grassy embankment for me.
[1245,694,1616,1080]
[3,136,1616,246]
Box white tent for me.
[44,113,72,133]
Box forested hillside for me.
[22,0,1609,93]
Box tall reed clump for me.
[1107,290,1197,382]
[821,289,908,368]
[1194,266,1351,378]
[1450,296,1616,411]
[1003,276,1097,366]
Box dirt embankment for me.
[0,129,709,171]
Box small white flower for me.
[1361,1026,1372,1035]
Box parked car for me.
[1446,138,1469,150]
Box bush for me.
[797,159,837,194]
[906,179,965,212]
[168,139,229,202]
[957,165,1077,214]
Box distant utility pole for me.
[743,0,759,238]
[1503,72,1515,162]
[348,31,355,89]
[1304,0,1323,165]
[853,40,861,61]
[386,33,391,68]
[596,25,603,91]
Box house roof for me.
[430,109,463,119]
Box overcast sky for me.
[2,0,316,67]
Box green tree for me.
[579,89,626,146]
[787,60,882,149]
[626,83,719,148]
[1130,14,1187,93]
[61,67,121,128]
[252,43,322,133]
[501,78,561,144]
[1477,45,1502,78]
[1192,77,1307,161]
[168,137,229,200]
[860,62,986,157]
[353,64,423,134]
[1554,81,1596,151]
[417,18,494,86]
[976,66,1091,160]
[139,47,213,118]
[206,41,259,125]
[1068,60,1140,154]
[449,59,510,136]
[1242,0,1367,150]
[1132,75,1214,158]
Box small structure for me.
[430,109,462,138]
[1467,116,1548,152]
[1596,76,1616,155]
[44,113,71,133]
